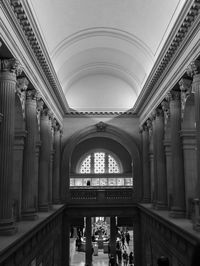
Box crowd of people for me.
[109,229,135,266]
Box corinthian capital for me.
[146,119,153,137]
[179,78,192,119]
[161,100,170,125]
[187,60,200,77]
[167,90,181,101]
[0,58,22,75]
[26,89,37,100]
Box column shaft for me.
[38,109,51,211]
[85,216,92,266]
[142,125,151,202]
[155,109,167,209]
[0,59,20,235]
[110,216,116,258]
[53,127,61,203]
[169,91,185,217]
[22,90,38,220]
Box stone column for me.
[162,100,172,210]
[0,58,21,235]
[22,89,38,220]
[155,107,167,209]
[187,60,200,198]
[85,216,92,266]
[38,104,51,212]
[110,216,116,258]
[151,112,158,207]
[168,90,185,218]
[141,123,151,202]
[53,120,61,204]
[147,119,154,203]
[48,113,54,209]
[179,78,196,218]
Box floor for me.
[70,231,134,266]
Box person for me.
[129,251,134,266]
[109,254,116,266]
[125,231,130,246]
[123,250,128,266]
[116,248,122,264]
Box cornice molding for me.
[3,0,70,116]
[135,0,200,113]
[64,111,137,118]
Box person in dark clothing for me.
[116,248,122,264]
[123,250,128,266]
[157,256,169,266]
[129,251,134,266]
[109,254,116,266]
[125,231,130,246]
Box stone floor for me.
[70,231,134,266]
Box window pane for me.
[75,179,83,186]
[108,178,116,186]
[91,178,100,186]
[124,178,133,186]
[117,178,124,186]
[94,152,105,173]
[108,155,119,173]
[80,155,91,173]
[100,178,108,186]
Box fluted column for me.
[38,104,51,212]
[48,113,54,209]
[147,119,154,203]
[162,100,172,210]
[151,112,158,207]
[155,107,167,209]
[85,216,92,266]
[169,90,185,218]
[22,89,38,220]
[141,123,151,202]
[187,61,200,198]
[0,58,21,235]
[53,120,61,204]
[110,216,116,258]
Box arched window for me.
[70,150,133,187]
[79,151,121,174]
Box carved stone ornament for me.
[155,107,164,118]
[16,77,29,118]
[187,60,200,77]
[161,100,170,125]
[167,90,181,101]
[146,119,153,137]
[0,58,22,75]
[26,89,37,100]
[179,78,192,118]
[95,121,107,132]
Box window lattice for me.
[108,155,120,173]
[94,152,105,173]
[80,155,91,173]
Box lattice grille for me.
[94,152,105,173]
[80,155,91,173]
[108,155,120,173]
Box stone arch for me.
[61,123,142,202]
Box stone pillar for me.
[141,123,151,202]
[133,216,142,266]
[22,89,38,220]
[155,108,167,209]
[162,100,172,210]
[168,90,185,218]
[147,119,154,203]
[48,113,54,209]
[110,216,116,258]
[85,216,92,266]
[187,60,200,198]
[151,112,158,207]
[179,78,196,218]
[0,58,21,235]
[38,104,51,212]
[53,120,61,204]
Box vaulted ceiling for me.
[24,0,186,112]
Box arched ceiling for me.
[26,0,186,112]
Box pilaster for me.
[0,58,22,235]
[85,216,92,266]
[147,118,154,204]
[110,216,117,259]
